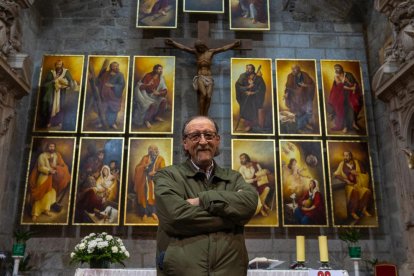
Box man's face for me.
[156,66,163,75]
[55,61,63,70]
[109,162,116,169]
[246,65,254,73]
[110,63,120,73]
[334,66,343,75]
[148,145,159,158]
[183,118,220,167]
[48,144,56,153]
[240,155,247,165]
[343,152,352,162]
[292,65,300,75]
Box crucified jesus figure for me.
[165,38,241,116]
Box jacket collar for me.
[182,159,231,181]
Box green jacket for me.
[154,159,258,276]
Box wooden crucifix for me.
[155,21,252,116]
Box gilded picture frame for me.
[72,137,124,226]
[21,136,76,225]
[183,0,224,13]
[124,137,173,226]
[229,0,270,31]
[231,58,275,136]
[326,140,378,227]
[81,55,130,134]
[232,139,278,227]
[136,0,178,29]
[320,60,368,137]
[279,140,329,227]
[130,56,175,134]
[276,59,322,136]
[33,55,85,133]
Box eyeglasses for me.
[184,132,217,142]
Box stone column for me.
[0,0,33,250]
[373,3,414,274]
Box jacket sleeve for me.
[198,173,258,226]
[154,170,236,237]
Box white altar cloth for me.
[74,268,349,276]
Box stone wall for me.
[2,0,400,275]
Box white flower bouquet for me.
[71,232,130,268]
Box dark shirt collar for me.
[183,159,231,181]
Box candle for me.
[319,235,329,262]
[296,236,305,262]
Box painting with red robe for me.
[279,140,328,227]
[231,139,278,227]
[275,59,322,136]
[136,0,177,28]
[229,0,270,31]
[33,55,84,133]
[21,137,76,225]
[321,60,368,136]
[72,137,124,225]
[81,55,130,134]
[130,56,175,134]
[231,58,275,136]
[184,0,224,13]
[327,140,378,227]
[124,138,173,226]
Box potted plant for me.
[339,228,362,258]
[12,230,35,257]
[70,232,130,269]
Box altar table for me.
[75,268,349,276]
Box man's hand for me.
[234,40,241,47]
[186,198,200,206]
[165,38,174,46]
[105,83,114,87]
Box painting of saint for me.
[33,55,84,133]
[184,0,224,13]
[73,138,124,225]
[327,141,378,227]
[125,138,172,225]
[232,139,278,227]
[231,58,274,135]
[229,0,270,31]
[136,0,177,28]
[130,56,175,133]
[279,140,328,227]
[81,55,130,133]
[276,59,321,136]
[21,137,76,225]
[321,60,368,136]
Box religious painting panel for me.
[320,60,368,136]
[81,55,130,134]
[130,56,175,134]
[326,140,378,227]
[33,55,84,133]
[136,0,177,29]
[231,139,278,227]
[275,59,322,136]
[231,58,275,136]
[124,138,173,226]
[229,0,270,31]
[73,137,124,226]
[184,0,224,13]
[21,137,76,225]
[279,140,329,227]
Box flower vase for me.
[89,258,111,269]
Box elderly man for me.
[134,145,166,221]
[154,116,258,276]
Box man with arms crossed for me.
[154,116,258,275]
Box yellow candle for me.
[296,236,305,262]
[318,235,329,262]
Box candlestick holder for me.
[290,261,308,270]
[319,261,332,270]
